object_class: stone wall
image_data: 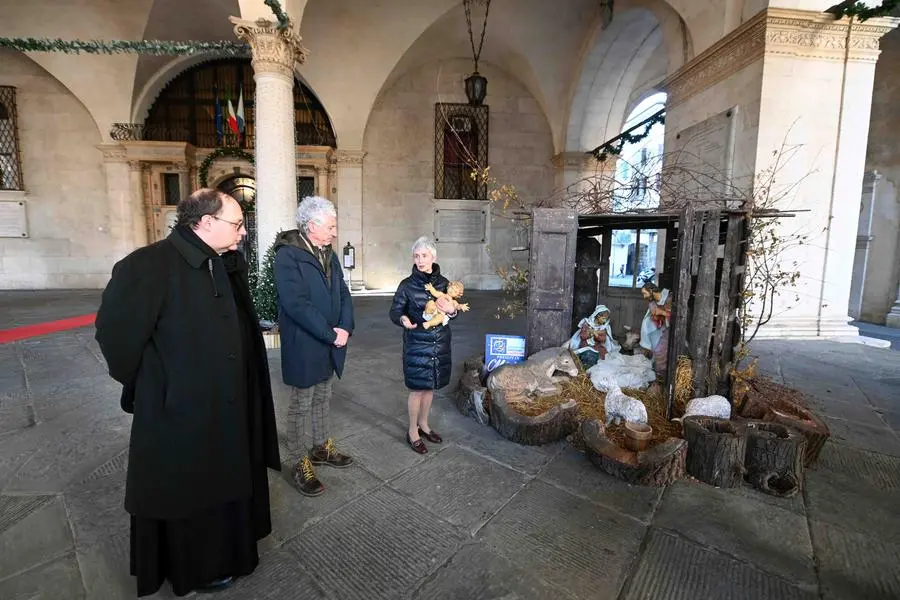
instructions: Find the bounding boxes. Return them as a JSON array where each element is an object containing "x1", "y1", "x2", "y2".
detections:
[
  {"x1": 361, "y1": 59, "x2": 554, "y2": 290},
  {"x1": 0, "y1": 50, "x2": 112, "y2": 289},
  {"x1": 861, "y1": 27, "x2": 900, "y2": 324}
]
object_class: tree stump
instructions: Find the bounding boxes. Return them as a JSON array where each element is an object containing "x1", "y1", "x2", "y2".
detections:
[
  {"x1": 743, "y1": 420, "x2": 806, "y2": 498},
  {"x1": 763, "y1": 402, "x2": 829, "y2": 468},
  {"x1": 682, "y1": 417, "x2": 747, "y2": 488},
  {"x1": 738, "y1": 380, "x2": 829, "y2": 467},
  {"x1": 488, "y1": 390, "x2": 579, "y2": 445},
  {"x1": 581, "y1": 420, "x2": 686, "y2": 486}
]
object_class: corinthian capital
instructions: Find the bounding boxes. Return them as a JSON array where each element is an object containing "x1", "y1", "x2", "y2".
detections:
[{"x1": 230, "y1": 16, "x2": 310, "y2": 78}]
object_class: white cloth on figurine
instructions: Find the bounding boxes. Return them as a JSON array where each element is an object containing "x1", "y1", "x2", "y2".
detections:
[
  {"x1": 586, "y1": 351, "x2": 657, "y2": 391},
  {"x1": 567, "y1": 304, "x2": 621, "y2": 356},
  {"x1": 639, "y1": 288, "x2": 670, "y2": 351},
  {"x1": 422, "y1": 310, "x2": 449, "y2": 327}
]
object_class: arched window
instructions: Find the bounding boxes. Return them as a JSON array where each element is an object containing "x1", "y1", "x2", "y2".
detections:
[
  {"x1": 145, "y1": 58, "x2": 336, "y2": 149},
  {"x1": 614, "y1": 92, "x2": 665, "y2": 211},
  {"x1": 434, "y1": 104, "x2": 488, "y2": 200}
]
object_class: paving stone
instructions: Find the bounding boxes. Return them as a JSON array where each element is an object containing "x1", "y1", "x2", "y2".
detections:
[
  {"x1": 822, "y1": 416, "x2": 900, "y2": 457},
  {"x1": 319, "y1": 396, "x2": 386, "y2": 443},
  {"x1": 213, "y1": 549, "x2": 330, "y2": 600},
  {"x1": 478, "y1": 479, "x2": 646, "y2": 599},
  {"x1": 74, "y1": 449, "x2": 128, "y2": 486},
  {"x1": 876, "y1": 408, "x2": 900, "y2": 433},
  {"x1": 337, "y1": 422, "x2": 431, "y2": 481},
  {"x1": 268, "y1": 464, "x2": 382, "y2": 546},
  {"x1": 718, "y1": 481, "x2": 807, "y2": 517},
  {"x1": 0, "y1": 551, "x2": 85, "y2": 600},
  {"x1": 0, "y1": 390, "x2": 32, "y2": 435},
  {"x1": 815, "y1": 442, "x2": 900, "y2": 494},
  {"x1": 76, "y1": 534, "x2": 134, "y2": 600},
  {"x1": 64, "y1": 470, "x2": 129, "y2": 547},
  {"x1": 811, "y1": 520, "x2": 900, "y2": 600},
  {"x1": 2, "y1": 412, "x2": 131, "y2": 493},
  {"x1": 852, "y1": 376, "x2": 900, "y2": 412},
  {"x1": 537, "y1": 445, "x2": 663, "y2": 522},
  {"x1": 803, "y1": 396, "x2": 887, "y2": 428},
  {"x1": 456, "y1": 428, "x2": 563, "y2": 476},
  {"x1": 19, "y1": 335, "x2": 106, "y2": 380},
  {"x1": 389, "y1": 445, "x2": 528, "y2": 534},
  {"x1": 31, "y1": 374, "x2": 122, "y2": 425},
  {"x1": 411, "y1": 542, "x2": 563, "y2": 600},
  {"x1": 622, "y1": 529, "x2": 817, "y2": 600},
  {"x1": 804, "y1": 462, "x2": 900, "y2": 543},
  {"x1": 287, "y1": 487, "x2": 465, "y2": 600},
  {"x1": 0, "y1": 494, "x2": 74, "y2": 580},
  {"x1": 653, "y1": 481, "x2": 816, "y2": 586}
]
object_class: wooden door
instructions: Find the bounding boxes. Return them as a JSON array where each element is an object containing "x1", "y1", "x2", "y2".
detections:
[{"x1": 526, "y1": 208, "x2": 578, "y2": 355}]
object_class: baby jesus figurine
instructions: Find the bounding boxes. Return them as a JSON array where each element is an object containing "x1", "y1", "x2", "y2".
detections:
[{"x1": 422, "y1": 281, "x2": 470, "y2": 329}]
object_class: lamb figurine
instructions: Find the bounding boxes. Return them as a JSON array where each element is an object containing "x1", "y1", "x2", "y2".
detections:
[
  {"x1": 603, "y1": 378, "x2": 648, "y2": 426},
  {"x1": 673, "y1": 394, "x2": 732, "y2": 423}
]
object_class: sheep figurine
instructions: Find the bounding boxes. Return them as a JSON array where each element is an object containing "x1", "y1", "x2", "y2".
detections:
[
  {"x1": 603, "y1": 378, "x2": 648, "y2": 426},
  {"x1": 673, "y1": 394, "x2": 732, "y2": 422}
]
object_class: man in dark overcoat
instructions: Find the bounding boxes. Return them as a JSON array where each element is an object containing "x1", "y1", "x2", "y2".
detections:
[
  {"x1": 94, "y1": 188, "x2": 281, "y2": 597},
  {"x1": 274, "y1": 195, "x2": 354, "y2": 497}
]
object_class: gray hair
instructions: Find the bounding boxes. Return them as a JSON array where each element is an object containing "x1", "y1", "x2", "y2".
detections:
[
  {"x1": 296, "y1": 196, "x2": 337, "y2": 232},
  {"x1": 412, "y1": 236, "x2": 437, "y2": 258}
]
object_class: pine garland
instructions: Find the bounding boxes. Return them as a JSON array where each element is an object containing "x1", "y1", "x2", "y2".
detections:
[
  {"x1": 0, "y1": 0, "x2": 291, "y2": 55},
  {"x1": 827, "y1": 0, "x2": 898, "y2": 21},
  {"x1": 0, "y1": 37, "x2": 248, "y2": 56},
  {"x1": 198, "y1": 147, "x2": 255, "y2": 200},
  {"x1": 589, "y1": 109, "x2": 666, "y2": 162}
]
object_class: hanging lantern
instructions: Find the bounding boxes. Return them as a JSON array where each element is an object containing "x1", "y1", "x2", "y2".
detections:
[{"x1": 465, "y1": 72, "x2": 488, "y2": 106}]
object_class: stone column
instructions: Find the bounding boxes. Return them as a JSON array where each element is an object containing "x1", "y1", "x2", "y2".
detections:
[
  {"x1": 128, "y1": 161, "x2": 149, "y2": 249},
  {"x1": 333, "y1": 149, "x2": 366, "y2": 289},
  {"x1": 662, "y1": 9, "x2": 898, "y2": 339},
  {"x1": 98, "y1": 144, "x2": 136, "y2": 262},
  {"x1": 886, "y1": 285, "x2": 900, "y2": 328},
  {"x1": 231, "y1": 16, "x2": 309, "y2": 269}
]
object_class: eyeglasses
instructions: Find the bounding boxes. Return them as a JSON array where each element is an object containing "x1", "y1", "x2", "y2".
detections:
[{"x1": 212, "y1": 215, "x2": 245, "y2": 231}]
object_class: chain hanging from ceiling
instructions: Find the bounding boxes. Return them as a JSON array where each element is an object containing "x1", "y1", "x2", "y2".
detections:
[{"x1": 462, "y1": 0, "x2": 492, "y2": 106}]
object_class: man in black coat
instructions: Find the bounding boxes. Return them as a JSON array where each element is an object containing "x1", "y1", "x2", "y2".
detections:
[
  {"x1": 94, "y1": 188, "x2": 281, "y2": 597},
  {"x1": 274, "y1": 195, "x2": 354, "y2": 497}
]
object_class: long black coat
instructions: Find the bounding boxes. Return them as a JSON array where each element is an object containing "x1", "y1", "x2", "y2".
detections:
[
  {"x1": 94, "y1": 227, "x2": 281, "y2": 520},
  {"x1": 389, "y1": 264, "x2": 454, "y2": 390},
  {"x1": 273, "y1": 230, "x2": 354, "y2": 389}
]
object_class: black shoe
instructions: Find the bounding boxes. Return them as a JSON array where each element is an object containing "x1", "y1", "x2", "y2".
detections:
[
  {"x1": 292, "y1": 457, "x2": 325, "y2": 497},
  {"x1": 407, "y1": 432, "x2": 428, "y2": 454},
  {"x1": 309, "y1": 438, "x2": 354, "y2": 468},
  {"x1": 196, "y1": 576, "x2": 234, "y2": 593},
  {"x1": 418, "y1": 427, "x2": 443, "y2": 444}
]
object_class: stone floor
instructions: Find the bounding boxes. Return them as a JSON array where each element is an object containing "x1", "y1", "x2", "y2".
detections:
[{"x1": 1, "y1": 290, "x2": 899, "y2": 599}]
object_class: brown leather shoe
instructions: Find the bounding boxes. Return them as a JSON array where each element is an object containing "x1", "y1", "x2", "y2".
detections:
[
  {"x1": 418, "y1": 427, "x2": 443, "y2": 444},
  {"x1": 309, "y1": 438, "x2": 354, "y2": 468},
  {"x1": 407, "y1": 432, "x2": 428, "y2": 454},
  {"x1": 292, "y1": 457, "x2": 325, "y2": 497}
]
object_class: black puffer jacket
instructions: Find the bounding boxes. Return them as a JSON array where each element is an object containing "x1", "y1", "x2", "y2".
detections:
[{"x1": 389, "y1": 264, "x2": 454, "y2": 390}]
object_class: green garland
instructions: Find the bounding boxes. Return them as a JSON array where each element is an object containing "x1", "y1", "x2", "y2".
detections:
[
  {"x1": 0, "y1": 38, "x2": 248, "y2": 56},
  {"x1": 588, "y1": 109, "x2": 666, "y2": 162},
  {"x1": 827, "y1": 0, "x2": 898, "y2": 21},
  {"x1": 0, "y1": 0, "x2": 291, "y2": 56},
  {"x1": 199, "y1": 147, "x2": 255, "y2": 205}
]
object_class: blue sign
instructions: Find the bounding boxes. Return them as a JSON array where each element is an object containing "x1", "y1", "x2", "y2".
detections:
[{"x1": 485, "y1": 334, "x2": 527, "y2": 372}]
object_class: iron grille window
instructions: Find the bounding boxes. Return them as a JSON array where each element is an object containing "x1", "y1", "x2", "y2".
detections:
[
  {"x1": 163, "y1": 173, "x2": 181, "y2": 206},
  {"x1": 297, "y1": 176, "x2": 315, "y2": 202},
  {"x1": 434, "y1": 103, "x2": 488, "y2": 200},
  {"x1": 0, "y1": 86, "x2": 24, "y2": 191}
]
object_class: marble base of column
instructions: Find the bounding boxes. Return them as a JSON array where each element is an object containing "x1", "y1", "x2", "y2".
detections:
[{"x1": 885, "y1": 286, "x2": 900, "y2": 328}]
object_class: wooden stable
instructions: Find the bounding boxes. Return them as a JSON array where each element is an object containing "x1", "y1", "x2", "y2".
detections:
[{"x1": 526, "y1": 207, "x2": 750, "y2": 417}]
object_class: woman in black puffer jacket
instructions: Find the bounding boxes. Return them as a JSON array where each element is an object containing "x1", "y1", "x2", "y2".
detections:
[{"x1": 389, "y1": 236, "x2": 458, "y2": 454}]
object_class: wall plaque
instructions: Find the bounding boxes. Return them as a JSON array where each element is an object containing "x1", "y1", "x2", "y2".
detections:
[
  {"x1": 433, "y1": 204, "x2": 487, "y2": 243},
  {"x1": 670, "y1": 106, "x2": 738, "y2": 201},
  {"x1": 0, "y1": 199, "x2": 28, "y2": 238}
]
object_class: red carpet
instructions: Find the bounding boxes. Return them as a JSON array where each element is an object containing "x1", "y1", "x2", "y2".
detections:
[{"x1": 0, "y1": 313, "x2": 97, "y2": 344}]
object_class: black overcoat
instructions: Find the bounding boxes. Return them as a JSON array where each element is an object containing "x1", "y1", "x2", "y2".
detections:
[
  {"x1": 273, "y1": 230, "x2": 355, "y2": 389},
  {"x1": 389, "y1": 264, "x2": 454, "y2": 390},
  {"x1": 94, "y1": 227, "x2": 281, "y2": 520}
]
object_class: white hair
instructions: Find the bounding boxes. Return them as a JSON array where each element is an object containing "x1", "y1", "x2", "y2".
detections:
[
  {"x1": 296, "y1": 196, "x2": 337, "y2": 232},
  {"x1": 412, "y1": 236, "x2": 437, "y2": 258}
]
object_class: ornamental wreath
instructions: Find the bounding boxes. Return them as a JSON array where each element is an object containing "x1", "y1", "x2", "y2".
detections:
[{"x1": 198, "y1": 147, "x2": 255, "y2": 207}]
